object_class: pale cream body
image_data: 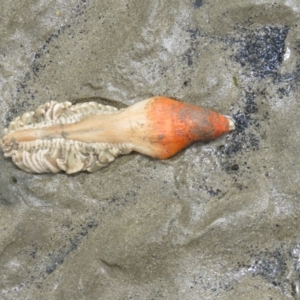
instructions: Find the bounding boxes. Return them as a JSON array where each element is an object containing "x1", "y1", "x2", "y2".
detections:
[{"x1": 1, "y1": 100, "x2": 157, "y2": 174}]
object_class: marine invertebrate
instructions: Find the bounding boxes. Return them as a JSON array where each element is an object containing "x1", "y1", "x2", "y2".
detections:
[{"x1": 1, "y1": 96, "x2": 234, "y2": 174}]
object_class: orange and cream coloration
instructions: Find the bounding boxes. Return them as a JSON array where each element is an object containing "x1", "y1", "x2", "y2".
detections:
[{"x1": 1, "y1": 96, "x2": 234, "y2": 174}]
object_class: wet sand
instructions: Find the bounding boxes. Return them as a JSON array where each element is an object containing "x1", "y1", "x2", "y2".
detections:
[{"x1": 1, "y1": 1, "x2": 300, "y2": 299}]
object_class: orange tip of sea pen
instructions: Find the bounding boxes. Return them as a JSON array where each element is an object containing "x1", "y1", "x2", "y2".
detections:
[{"x1": 143, "y1": 96, "x2": 235, "y2": 159}]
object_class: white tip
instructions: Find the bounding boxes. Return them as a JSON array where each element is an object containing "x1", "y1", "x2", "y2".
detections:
[{"x1": 225, "y1": 116, "x2": 235, "y2": 131}]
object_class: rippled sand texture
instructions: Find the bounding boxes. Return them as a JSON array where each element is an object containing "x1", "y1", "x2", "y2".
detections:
[{"x1": 1, "y1": 1, "x2": 300, "y2": 299}]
